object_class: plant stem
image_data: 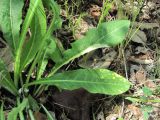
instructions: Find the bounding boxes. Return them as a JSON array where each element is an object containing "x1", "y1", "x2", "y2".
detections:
[{"x1": 17, "y1": 98, "x2": 25, "y2": 120}]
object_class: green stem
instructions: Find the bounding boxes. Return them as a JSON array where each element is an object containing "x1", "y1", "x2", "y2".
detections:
[
  {"x1": 17, "y1": 98, "x2": 25, "y2": 120},
  {"x1": 29, "y1": 110, "x2": 35, "y2": 120},
  {"x1": 26, "y1": 51, "x2": 42, "y2": 84}
]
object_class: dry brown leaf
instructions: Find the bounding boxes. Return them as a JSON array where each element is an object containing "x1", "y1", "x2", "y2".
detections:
[
  {"x1": 144, "y1": 80, "x2": 156, "y2": 89},
  {"x1": 131, "y1": 29, "x2": 147, "y2": 45},
  {"x1": 135, "y1": 69, "x2": 146, "y2": 84},
  {"x1": 34, "y1": 111, "x2": 47, "y2": 120},
  {"x1": 129, "y1": 54, "x2": 154, "y2": 65},
  {"x1": 127, "y1": 105, "x2": 142, "y2": 118}
]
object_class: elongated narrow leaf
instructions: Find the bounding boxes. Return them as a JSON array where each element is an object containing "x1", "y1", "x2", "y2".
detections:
[
  {"x1": 14, "y1": 0, "x2": 41, "y2": 86},
  {"x1": 43, "y1": 0, "x2": 62, "y2": 33},
  {"x1": 29, "y1": 110, "x2": 35, "y2": 120},
  {"x1": 8, "y1": 98, "x2": 28, "y2": 120},
  {"x1": 0, "y1": 102, "x2": 5, "y2": 120},
  {"x1": 49, "y1": 20, "x2": 130, "y2": 76},
  {"x1": 0, "y1": 0, "x2": 24, "y2": 53},
  {"x1": 35, "y1": 0, "x2": 63, "y2": 78},
  {"x1": 41, "y1": 104, "x2": 56, "y2": 120},
  {"x1": 37, "y1": 51, "x2": 48, "y2": 80},
  {"x1": 0, "y1": 59, "x2": 18, "y2": 95},
  {"x1": 28, "y1": 95, "x2": 40, "y2": 111},
  {"x1": 26, "y1": 69, "x2": 130, "y2": 95},
  {"x1": 20, "y1": 0, "x2": 47, "y2": 70}
]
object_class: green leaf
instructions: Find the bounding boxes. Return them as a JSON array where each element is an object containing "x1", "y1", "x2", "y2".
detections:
[
  {"x1": 34, "y1": 0, "x2": 62, "y2": 79},
  {"x1": 142, "y1": 86, "x2": 153, "y2": 96},
  {"x1": 141, "y1": 105, "x2": 153, "y2": 120},
  {"x1": 0, "y1": 0, "x2": 24, "y2": 53},
  {"x1": 36, "y1": 51, "x2": 48, "y2": 80},
  {"x1": 14, "y1": 0, "x2": 41, "y2": 86},
  {"x1": 28, "y1": 95, "x2": 40, "y2": 112},
  {"x1": 0, "y1": 59, "x2": 18, "y2": 95},
  {"x1": 125, "y1": 97, "x2": 140, "y2": 103},
  {"x1": 20, "y1": 0, "x2": 47, "y2": 70},
  {"x1": 49, "y1": 20, "x2": 130, "y2": 76},
  {"x1": 43, "y1": 0, "x2": 62, "y2": 33},
  {"x1": 0, "y1": 102, "x2": 5, "y2": 120},
  {"x1": 26, "y1": 69, "x2": 130, "y2": 95},
  {"x1": 8, "y1": 98, "x2": 28, "y2": 120},
  {"x1": 46, "y1": 37, "x2": 63, "y2": 63}
]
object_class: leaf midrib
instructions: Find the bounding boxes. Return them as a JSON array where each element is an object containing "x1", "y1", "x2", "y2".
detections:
[{"x1": 29, "y1": 79, "x2": 129, "y2": 86}]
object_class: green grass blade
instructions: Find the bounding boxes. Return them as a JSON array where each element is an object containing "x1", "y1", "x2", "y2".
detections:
[
  {"x1": 49, "y1": 20, "x2": 130, "y2": 76},
  {"x1": 0, "y1": 0, "x2": 24, "y2": 53},
  {"x1": 41, "y1": 104, "x2": 56, "y2": 120},
  {"x1": 28, "y1": 110, "x2": 35, "y2": 120},
  {"x1": 0, "y1": 59, "x2": 18, "y2": 96},
  {"x1": 43, "y1": 0, "x2": 62, "y2": 34},
  {"x1": 14, "y1": 0, "x2": 41, "y2": 87},
  {"x1": 28, "y1": 95, "x2": 40, "y2": 111},
  {"x1": 26, "y1": 69, "x2": 131, "y2": 95},
  {"x1": 36, "y1": 51, "x2": 48, "y2": 80},
  {"x1": 0, "y1": 102, "x2": 5, "y2": 120},
  {"x1": 17, "y1": 98, "x2": 25, "y2": 120},
  {"x1": 8, "y1": 98, "x2": 28, "y2": 120}
]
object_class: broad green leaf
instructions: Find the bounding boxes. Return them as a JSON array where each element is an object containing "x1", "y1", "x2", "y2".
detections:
[
  {"x1": 14, "y1": 0, "x2": 41, "y2": 86},
  {"x1": 26, "y1": 69, "x2": 131, "y2": 95},
  {"x1": 49, "y1": 20, "x2": 130, "y2": 76},
  {"x1": 0, "y1": 102, "x2": 5, "y2": 120},
  {"x1": 46, "y1": 37, "x2": 63, "y2": 63},
  {"x1": 8, "y1": 98, "x2": 28, "y2": 120},
  {"x1": 0, "y1": 59, "x2": 18, "y2": 95},
  {"x1": 0, "y1": 0, "x2": 24, "y2": 53},
  {"x1": 20, "y1": 0, "x2": 47, "y2": 70}
]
